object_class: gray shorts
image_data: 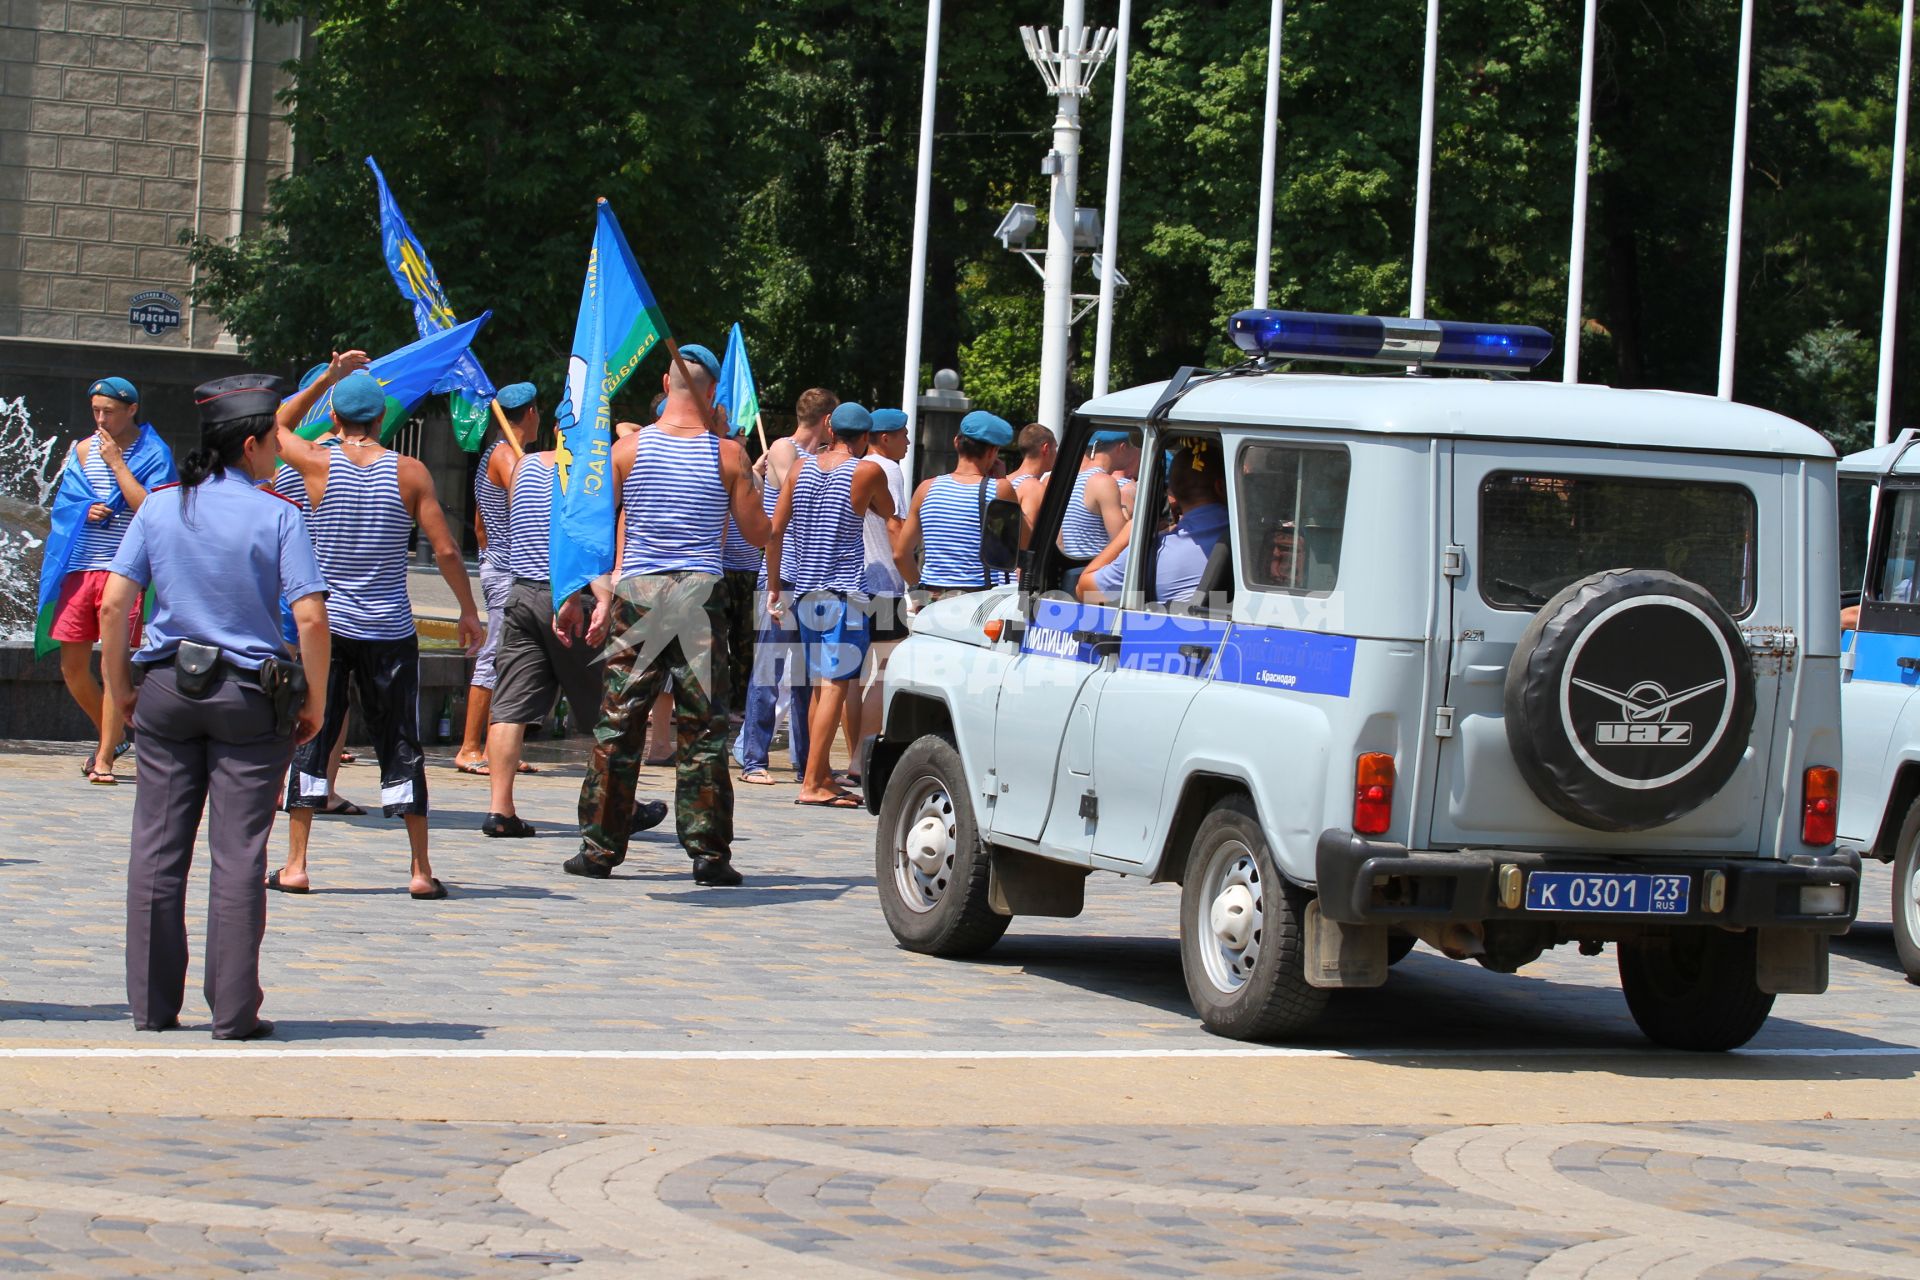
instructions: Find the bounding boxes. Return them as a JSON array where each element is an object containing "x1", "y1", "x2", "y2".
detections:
[
  {"x1": 470, "y1": 562, "x2": 513, "y2": 691},
  {"x1": 489, "y1": 578, "x2": 606, "y2": 731}
]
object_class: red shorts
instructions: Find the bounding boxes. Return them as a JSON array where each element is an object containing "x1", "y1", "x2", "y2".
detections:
[{"x1": 49, "y1": 570, "x2": 142, "y2": 647}]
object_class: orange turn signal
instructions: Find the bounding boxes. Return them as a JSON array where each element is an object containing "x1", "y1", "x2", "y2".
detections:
[{"x1": 984, "y1": 620, "x2": 1005, "y2": 643}]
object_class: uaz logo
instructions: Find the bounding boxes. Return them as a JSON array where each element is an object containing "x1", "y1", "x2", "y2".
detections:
[{"x1": 1572, "y1": 677, "x2": 1725, "y2": 747}]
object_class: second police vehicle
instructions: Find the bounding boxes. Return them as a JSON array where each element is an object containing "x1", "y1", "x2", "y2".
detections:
[{"x1": 863, "y1": 309, "x2": 1859, "y2": 1051}]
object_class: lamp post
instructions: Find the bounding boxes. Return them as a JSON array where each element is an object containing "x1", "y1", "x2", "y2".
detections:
[
  {"x1": 1878, "y1": 0, "x2": 1916, "y2": 446},
  {"x1": 900, "y1": 0, "x2": 942, "y2": 486},
  {"x1": 1022, "y1": 6, "x2": 1115, "y2": 439},
  {"x1": 1090, "y1": 0, "x2": 1133, "y2": 399},
  {"x1": 1252, "y1": 0, "x2": 1283, "y2": 310},
  {"x1": 1563, "y1": 0, "x2": 1598, "y2": 385},
  {"x1": 1717, "y1": 0, "x2": 1756, "y2": 401}
]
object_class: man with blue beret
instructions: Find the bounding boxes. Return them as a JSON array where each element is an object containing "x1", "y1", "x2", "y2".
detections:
[
  {"x1": 847, "y1": 407, "x2": 913, "y2": 772},
  {"x1": 894, "y1": 409, "x2": 1020, "y2": 602},
  {"x1": 270, "y1": 356, "x2": 484, "y2": 900},
  {"x1": 1058, "y1": 427, "x2": 1138, "y2": 561},
  {"x1": 38, "y1": 373, "x2": 177, "y2": 784},
  {"x1": 1078, "y1": 441, "x2": 1230, "y2": 607},
  {"x1": 453, "y1": 380, "x2": 542, "y2": 784}
]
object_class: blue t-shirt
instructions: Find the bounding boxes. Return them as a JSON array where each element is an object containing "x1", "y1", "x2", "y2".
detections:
[
  {"x1": 1092, "y1": 503, "x2": 1230, "y2": 604},
  {"x1": 109, "y1": 467, "x2": 329, "y2": 670}
]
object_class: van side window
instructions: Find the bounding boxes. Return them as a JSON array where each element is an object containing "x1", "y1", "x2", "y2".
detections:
[
  {"x1": 1873, "y1": 487, "x2": 1920, "y2": 605},
  {"x1": 1238, "y1": 443, "x2": 1351, "y2": 596}
]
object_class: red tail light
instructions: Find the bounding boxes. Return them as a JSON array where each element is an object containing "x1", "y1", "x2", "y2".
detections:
[
  {"x1": 1354, "y1": 753, "x2": 1395, "y2": 836},
  {"x1": 1801, "y1": 766, "x2": 1838, "y2": 846}
]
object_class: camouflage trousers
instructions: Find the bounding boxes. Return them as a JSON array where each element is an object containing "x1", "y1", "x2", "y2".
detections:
[
  {"x1": 717, "y1": 569, "x2": 759, "y2": 714},
  {"x1": 577, "y1": 572, "x2": 733, "y2": 865}
]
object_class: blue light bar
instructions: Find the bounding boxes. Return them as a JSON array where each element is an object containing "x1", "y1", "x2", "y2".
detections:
[{"x1": 1228, "y1": 308, "x2": 1553, "y2": 373}]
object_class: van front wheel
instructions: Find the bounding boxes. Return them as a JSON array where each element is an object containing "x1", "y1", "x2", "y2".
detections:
[
  {"x1": 1179, "y1": 797, "x2": 1327, "y2": 1040},
  {"x1": 1892, "y1": 799, "x2": 1920, "y2": 984},
  {"x1": 874, "y1": 735, "x2": 1009, "y2": 958}
]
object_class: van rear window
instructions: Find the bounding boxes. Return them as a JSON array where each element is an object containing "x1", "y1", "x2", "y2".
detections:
[{"x1": 1479, "y1": 473, "x2": 1757, "y2": 616}]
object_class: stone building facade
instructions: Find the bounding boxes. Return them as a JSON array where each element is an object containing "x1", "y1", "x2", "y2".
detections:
[{"x1": 0, "y1": 0, "x2": 300, "y2": 447}]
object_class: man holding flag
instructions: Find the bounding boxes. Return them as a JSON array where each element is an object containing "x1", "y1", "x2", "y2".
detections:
[{"x1": 546, "y1": 200, "x2": 768, "y2": 886}]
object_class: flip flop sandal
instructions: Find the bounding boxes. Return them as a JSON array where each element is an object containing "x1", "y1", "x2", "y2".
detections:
[
  {"x1": 266, "y1": 870, "x2": 309, "y2": 895},
  {"x1": 795, "y1": 794, "x2": 862, "y2": 809},
  {"x1": 112, "y1": 741, "x2": 132, "y2": 762},
  {"x1": 410, "y1": 877, "x2": 449, "y2": 900},
  {"x1": 318, "y1": 798, "x2": 365, "y2": 816},
  {"x1": 454, "y1": 761, "x2": 489, "y2": 776},
  {"x1": 738, "y1": 769, "x2": 775, "y2": 785},
  {"x1": 338, "y1": 751, "x2": 356, "y2": 764},
  {"x1": 86, "y1": 766, "x2": 119, "y2": 786},
  {"x1": 518, "y1": 762, "x2": 541, "y2": 774}
]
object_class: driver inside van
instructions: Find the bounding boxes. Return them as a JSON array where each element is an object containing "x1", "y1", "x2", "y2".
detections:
[{"x1": 1076, "y1": 443, "x2": 1229, "y2": 606}]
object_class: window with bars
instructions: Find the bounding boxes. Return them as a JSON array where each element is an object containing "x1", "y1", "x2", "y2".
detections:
[{"x1": 1478, "y1": 472, "x2": 1757, "y2": 617}]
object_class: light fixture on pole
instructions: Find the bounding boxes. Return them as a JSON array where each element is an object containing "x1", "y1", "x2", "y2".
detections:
[{"x1": 1022, "y1": 5, "x2": 1117, "y2": 440}]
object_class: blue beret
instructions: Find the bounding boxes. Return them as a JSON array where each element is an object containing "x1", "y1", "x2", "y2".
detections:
[
  {"x1": 830, "y1": 402, "x2": 873, "y2": 435},
  {"x1": 677, "y1": 344, "x2": 721, "y2": 382},
  {"x1": 496, "y1": 381, "x2": 537, "y2": 411},
  {"x1": 870, "y1": 408, "x2": 909, "y2": 434},
  {"x1": 88, "y1": 376, "x2": 137, "y2": 404},
  {"x1": 194, "y1": 373, "x2": 287, "y2": 427},
  {"x1": 297, "y1": 363, "x2": 329, "y2": 392},
  {"x1": 1089, "y1": 428, "x2": 1135, "y2": 448},
  {"x1": 960, "y1": 410, "x2": 1014, "y2": 448},
  {"x1": 330, "y1": 372, "x2": 386, "y2": 424}
]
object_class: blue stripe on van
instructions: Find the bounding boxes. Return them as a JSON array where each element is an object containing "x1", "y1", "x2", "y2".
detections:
[
  {"x1": 1018, "y1": 597, "x2": 1352, "y2": 693},
  {"x1": 1847, "y1": 629, "x2": 1920, "y2": 686},
  {"x1": 1215, "y1": 625, "x2": 1357, "y2": 697}
]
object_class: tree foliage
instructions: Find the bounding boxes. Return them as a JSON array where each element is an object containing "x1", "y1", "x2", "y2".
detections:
[{"x1": 188, "y1": 0, "x2": 1920, "y2": 447}]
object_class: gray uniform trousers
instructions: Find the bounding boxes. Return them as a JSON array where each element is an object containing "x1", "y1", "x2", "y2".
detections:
[{"x1": 126, "y1": 664, "x2": 294, "y2": 1036}]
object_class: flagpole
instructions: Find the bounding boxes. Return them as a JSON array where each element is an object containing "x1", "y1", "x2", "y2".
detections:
[
  {"x1": 1252, "y1": 0, "x2": 1283, "y2": 310},
  {"x1": 1879, "y1": 0, "x2": 1916, "y2": 447},
  {"x1": 1409, "y1": 0, "x2": 1441, "y2": 321},
  {"x1": 901, "y1": 0, "x2": 943, "y2": 487},
  {"x1": 1563, "y1": 0, "x2": 1598, "y2": 384},
  {"x1": 490, "y1": 399, "x2": 524, "y2": 459},
  {"x1": 1717, "y1": 0, "x2": 1756, "y2": 401},
  {"x1": 1090, "y1": 0, "x2": 1132, "y2": 399}
]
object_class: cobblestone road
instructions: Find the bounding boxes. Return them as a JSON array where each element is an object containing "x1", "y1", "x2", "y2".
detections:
[{"x1": 3, "y1": 742, "x2": 1919, "y2": 1276}]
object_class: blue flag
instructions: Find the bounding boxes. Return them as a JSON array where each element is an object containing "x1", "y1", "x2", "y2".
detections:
[
  {"x1": 714, "y1": 322, "x2": 760, "y2": 439},
  {"x1": 366, "y1": 156, "x2": 496, "y2": 450},
  {"x1": 550, "y1": 200, "x2": 672, "y2": 607},
  {"x1": 294, "y1": 314, "x2": 492, "y2": 441}
]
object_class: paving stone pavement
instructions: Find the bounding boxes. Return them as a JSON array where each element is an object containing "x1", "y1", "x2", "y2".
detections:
[{"x1": 6, "y1": 741, "x2": 1920, "y2": 1277}]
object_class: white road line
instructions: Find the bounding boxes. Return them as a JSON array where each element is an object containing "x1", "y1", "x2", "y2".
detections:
[{"x1": 0, "y1": 1044, "x2": 1913, "y2": 1061}]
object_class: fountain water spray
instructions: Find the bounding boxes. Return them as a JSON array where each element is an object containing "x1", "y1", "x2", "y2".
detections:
[{"x1": 0, "y1": 398, "x2": 62, "y2": 641}]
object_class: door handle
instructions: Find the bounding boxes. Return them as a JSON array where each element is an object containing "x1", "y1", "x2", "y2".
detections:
[
  {"x1": 1898, "y1": 656, "x2": 1920, "y2": 672},
  {"x1": 1072, "y1": 629, "x2": 1122, "y2": 656}
]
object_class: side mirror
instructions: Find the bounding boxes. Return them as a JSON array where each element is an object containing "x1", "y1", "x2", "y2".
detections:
[{"x1": 981, "y1": 498, "x2": 1022, "y2": 571}]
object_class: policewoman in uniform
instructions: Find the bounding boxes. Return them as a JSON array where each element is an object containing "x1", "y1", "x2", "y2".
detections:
[{"x1": 99, "y1": 374, "x2": 330, "y2": 1040}]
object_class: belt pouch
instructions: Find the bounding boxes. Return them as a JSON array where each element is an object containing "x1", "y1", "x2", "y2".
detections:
[{"x1": 174, "y1": 640, "x2": 221, "y2": 698}]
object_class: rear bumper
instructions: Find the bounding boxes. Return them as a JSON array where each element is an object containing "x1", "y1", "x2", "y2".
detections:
[{"x1": 1314, "y1": 830, "x2": 1860, "y2": 934}]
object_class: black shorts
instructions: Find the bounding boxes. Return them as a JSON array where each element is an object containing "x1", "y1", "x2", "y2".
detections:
[
  {"x1": 489, "y1": 579, "x2": 605, "y2": 732},
  {"x1": 287, "y1": 633, "x2": 428, "y2": 818},
  {"x1": 866, "y1": 595, "x2": 912, "y2": 644}
]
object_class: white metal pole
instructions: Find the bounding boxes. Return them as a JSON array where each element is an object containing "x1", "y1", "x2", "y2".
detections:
[
  {"x1": 1036, "y1": 0, "x2": 1086, "y2": 439},
  {"x1": 1252, "y1": 0, "x2": 1284, "y2": 309},
  {"x1": 1878, "y1": 0, "x2": 1915, "y2": 446},
  {"x1": 1717, "y1": 0, "x2": 1755, "y2": 401},
  {"x1": 1409, "y1": 0, "x2": 1440, "y2": 320},
  {"x1": 900, "y1": 0, "x2": 942, "y2": 484},
  {"x1": 1563, "y1": 0, "x2": 1599, "y2": 384},
  {"x1": 1091, "y1": 0, "x2": 1132, "y2": 399}
]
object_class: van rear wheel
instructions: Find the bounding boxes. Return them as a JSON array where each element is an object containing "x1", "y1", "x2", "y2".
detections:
[
  {"x1": 874, "y1": 735, "x2": 1009, "y2": 957},
  {"x1": 1178, "y1": 797, "x2": 1327, "y2": 1040},
  {"x1": 1617, "y1": 928, "x2": 1774, "y2": 1051}
]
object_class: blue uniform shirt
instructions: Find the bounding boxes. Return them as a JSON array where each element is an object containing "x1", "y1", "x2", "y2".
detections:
[
  {"x1": 109, "y1": 468, "x2": 328, "y2": 670},
  {"x1": 1092, "y1": 503, "x2": 1230, "y2": 604}
]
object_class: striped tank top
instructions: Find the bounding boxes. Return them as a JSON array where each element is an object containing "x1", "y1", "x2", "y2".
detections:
[
  {"x1": 619, "y1": 428, "x2": 728, "y2": 578},
  {"x1": 1008, "y1": 472, "x2": 1040, "y2": 495},
  {"x1": 1059, "y1": 466, "x2": 1111, "y2": 559},
  {"x1": 308, "y1": 448, "x2": 414, "y2": 641},
  {"x1": 509, "y1": 454, "x2": 555, "y2": 581},
  {"x1": 270, "y1": 463, "x2": 309, "y2": 515},
  {"x1": 475, "y1": 440, "x2": 512, "y2": 573},
  {"x1": 784, "y1": 454, "x2": 865, "y2": 595},
  {"x1": 755, "y1": 469, "x2": 798, "y2": 589},
  {"x1": 722, "y1": 515, "x2": 761, "y2": 573},
  {"x1": 918, "y1": 475, "x2": 1007, "y2": 589},
  {"x1": 66, "y1": 444, "x2": 134, "y2": 572}
]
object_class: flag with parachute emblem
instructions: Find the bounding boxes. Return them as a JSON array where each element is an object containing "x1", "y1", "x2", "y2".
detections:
[
  {"x1": 366, "y1": 156, "x2": 497, "y2": 450},
  {"x1": 293, "y1": 314, "x2": 491, "y2": 442},
  {"x1": 714, "y1": 322, "x2": 759, "y2": 438},
  {"x1": 549, "y1": 199, "x2": 672, "y2": 607}
]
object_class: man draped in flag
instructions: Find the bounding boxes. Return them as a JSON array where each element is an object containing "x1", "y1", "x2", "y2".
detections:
[
  {"x1": 366, "y1": 157, "x2": 496, "y2": 450},
  {"x1": 553, "y1": 200, "x2": 769, "y2": 887},
  {"x1": 36, "y1": 376, "x2": 176, "y2": 784}
]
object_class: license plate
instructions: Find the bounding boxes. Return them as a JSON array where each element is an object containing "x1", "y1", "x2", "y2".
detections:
[{"x1": 1524, "y1": 871, "x2": 1691, "y2": 915}]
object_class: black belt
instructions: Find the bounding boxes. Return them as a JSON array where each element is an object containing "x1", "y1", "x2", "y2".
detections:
[{"x1": 144, "y1": 654, "x2": 263, "y2": 689}]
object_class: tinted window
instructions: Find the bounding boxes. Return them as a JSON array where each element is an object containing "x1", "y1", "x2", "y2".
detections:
[
  {"x1": 1238, "y1": 443, "x2": 1351, "y2": 595},
  {"x1": 1838, "y1": 477, "x2": 1872, "y2": 602},
  {"x1": 1480, "y1": 473, "x2": 1757, "y2": 616},
  {"x1": 1874, "y1": 487, "x2": 1920, "y2": 604}
]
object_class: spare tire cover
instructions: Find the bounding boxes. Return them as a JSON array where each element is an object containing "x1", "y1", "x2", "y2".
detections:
[{"x1": 1502, "y1": 568, "x2": 1755, "y2": 833}]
